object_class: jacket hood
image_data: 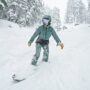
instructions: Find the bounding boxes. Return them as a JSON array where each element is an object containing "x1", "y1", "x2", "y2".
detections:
[{"x1": 42, "y1": 15, "x2": 51, "y2": 22}]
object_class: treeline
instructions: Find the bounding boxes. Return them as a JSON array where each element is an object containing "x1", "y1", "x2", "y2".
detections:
[
  {"x1": 0, "y1": 0, "x2": 44, "y2": 26},
  {"x1": 65, "y1": 0, "x2": 90, "y2": 24}
]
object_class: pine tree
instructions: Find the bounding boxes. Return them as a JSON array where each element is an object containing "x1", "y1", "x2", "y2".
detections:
[
  {"x1": 65, "y1": 0, "x2": 86, "y2": 24},
  {"x1": 0, "y1": 1, "x2": 3, "y2": 18},
  {"x1": 52, "y1": 7, "x2": 61, "y2": 30},
  {"x1": 42, "y1": 6, "x2": 61, "y2": 30},
  {"x1": 0, "y1": 0, "x2": 7, "y2": 19},
  {"x1": 6, "y1": 0, "x2": 28, "y2": 23},
  {"x1": 26, "y1": 0, "x2": 44, "y2": 26},
  {"x1": 65, "y1": 0, "x2": 74, "y2": 23},
  {"x1": 6, "y1": 0, "x2": 44, "y2": 26},
  {"x1": 1, "y1": 0, "x2": 7, "y2": 7},
  {"x1": 87, "y1": 1, "x2": 90, "y2": 23}
]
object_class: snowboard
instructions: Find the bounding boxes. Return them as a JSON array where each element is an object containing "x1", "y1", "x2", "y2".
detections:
[
  {"x1": 12, "y1": 65, "x2": 37, "y2": 82},
  {"x1": 12, "y1": 61, "x2": 50, "y2": 82},
  {"x1": 12, "y1": 74, "x2": 25, "y2": 82}
]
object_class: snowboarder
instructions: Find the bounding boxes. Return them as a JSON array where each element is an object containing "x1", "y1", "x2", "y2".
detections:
[{"x1": 28, "y1": 15, "x2": 64, "y2": 66}]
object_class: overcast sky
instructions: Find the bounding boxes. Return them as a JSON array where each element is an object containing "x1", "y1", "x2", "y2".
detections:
[{"x1": 43, "y1": 0, "x2": 88, "y2": 23}]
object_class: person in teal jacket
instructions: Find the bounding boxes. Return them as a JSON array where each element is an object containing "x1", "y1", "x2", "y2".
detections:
[{"x1": 28, "y1": 15, "x2": 64, "y2": 65}]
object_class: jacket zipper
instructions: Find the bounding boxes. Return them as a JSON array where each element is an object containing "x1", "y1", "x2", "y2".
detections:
[{"x1": 45, "y1": 28, "x2": 47, "y2": 39}]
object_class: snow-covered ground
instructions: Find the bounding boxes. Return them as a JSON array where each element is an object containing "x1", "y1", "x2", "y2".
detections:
[{"x1": 0, "y1": 19, "x2": 90, "y2": 90}]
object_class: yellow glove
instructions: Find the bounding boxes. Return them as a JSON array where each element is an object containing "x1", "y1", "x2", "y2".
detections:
[{"x1": 60, "y1": 43, "x2": 64, "y2": 49}]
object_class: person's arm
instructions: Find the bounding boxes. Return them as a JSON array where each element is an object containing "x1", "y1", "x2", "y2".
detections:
[
  {"x1": 52, "y1": 28, "x2": 61, "y2": 45},
  {"x1": 28, "y1": 27, "x2": 40, "y2": 46},
  {"x1": 52, "y1": 28, "x2": 64, "y2": 49}
]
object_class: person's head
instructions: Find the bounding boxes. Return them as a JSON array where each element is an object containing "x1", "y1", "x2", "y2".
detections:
[{"x1": 42, "y1": 15, "x2": 51, "y2": 26}]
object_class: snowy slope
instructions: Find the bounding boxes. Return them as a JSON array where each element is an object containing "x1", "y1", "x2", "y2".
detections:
[{"x1": 0, "y1": 19, "x2": 90, "y2": 90}]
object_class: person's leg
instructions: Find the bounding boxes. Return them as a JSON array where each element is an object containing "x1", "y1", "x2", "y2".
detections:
[
  {"x1": 42, "y1": 45, "x2": 49, "y2": 62},
  {"x1": 31, "y1": 43, "x2": 41, "y2": 65}
]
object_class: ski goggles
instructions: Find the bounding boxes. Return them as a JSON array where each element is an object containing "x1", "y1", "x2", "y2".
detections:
[{"x1": 42, "y1": 18, "x2": 50, "y2": 25}]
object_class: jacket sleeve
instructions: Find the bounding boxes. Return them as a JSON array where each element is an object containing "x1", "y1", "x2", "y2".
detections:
[
  {"x1": 28, "y1": 27, "x2": 40, "y2": 44},
  {"x1": 51, "y1": 28, "x2": 61, "y2": 45}
]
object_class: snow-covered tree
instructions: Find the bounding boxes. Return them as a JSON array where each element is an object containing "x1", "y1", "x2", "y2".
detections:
[
  {"x1": 65, "y1": 0, "x2": 86, "y2": 24},
  {"x1": 6, "y1": 0, "x2": 44, "y2": 26},
  {"x1": 0, "y1": 0, "x2": 7, "y2": 19},
  {"x1": 26, "y1": 0, "x2": 44, "y2": 26},
  {"x1": 7, "y1": 0, "x2": 28, "y2": 24},
  {"x1": 0, "y1": 1, "x2": 4, "y2": 18},
  {"x1": 87, "y1": 1, "x2": 90, "y2": 23},
  {"x1": 52, "y1": 7, "x2": 61, "y2": 30},
  {"x1": 1, "y1": 0, "x2": 7, "y2": 7},
  {"x1": 43, "y1": 6, "x2": 61, "y2": 30},
  {"x1": 65, "y1": 0, "x2": 74, "y2": 23}
]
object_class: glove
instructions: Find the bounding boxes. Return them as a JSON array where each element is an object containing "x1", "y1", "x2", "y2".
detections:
[
  {"x1": 28, "y1": 42, "x2": 31, "y2": 47},
  {"x1": 60, "y1": 43, "x2": 64, "y2": 49}
]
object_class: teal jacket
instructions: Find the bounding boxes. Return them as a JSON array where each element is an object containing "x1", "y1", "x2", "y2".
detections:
[{"x1": 28, "y1": 25, "x2": 61, "y2": 45}]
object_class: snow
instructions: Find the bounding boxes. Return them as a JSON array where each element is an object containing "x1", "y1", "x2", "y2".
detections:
[
  {"x1": 0, "y1": 2, "x2": 4, "y2": 7},
  {"x1": 0, "y1": 19, "x2": 90, "y2": 90}
]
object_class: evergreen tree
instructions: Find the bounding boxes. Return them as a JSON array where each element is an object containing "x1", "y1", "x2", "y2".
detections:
[
  {"x1": 52, "y1": 7, "x2": 61, "y2": 30},
  {"x1": 0, "y1": 0, "x2": 7, "y2": 19},
  {"x1": 1, "y1": 0, "x2": 7, "y2": 7},
  {"x1": 6, "y1": 0, "x2": 44, "y2": 26},
  {"x1": 65, "y1": 0, "x2": 74, "y2": 23},
  {"x1": 43, "y1": 6, "x2": 61, "y2": 30},
  {"x1": 87, "y1": 1, "x2": 90, "y2": 23},
  {"x1": 0, "y1": 1, "x2": 3, "y2": 18},
  {"x1": 65, "y1": 0, "x2": 86, "y2": 24}
]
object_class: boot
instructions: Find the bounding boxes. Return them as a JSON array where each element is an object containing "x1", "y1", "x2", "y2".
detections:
[
  {"x1": 31, "y1": 59, "x2": 37, "y2": 66},
  {"x1": 42, "y1": 59, "x2": 48, "y2": 62}
]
